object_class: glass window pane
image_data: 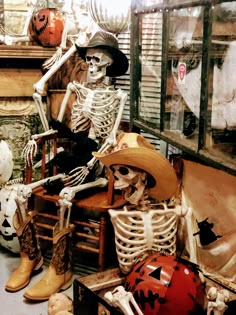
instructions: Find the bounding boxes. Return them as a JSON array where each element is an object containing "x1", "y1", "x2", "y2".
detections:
[
  {"x1": 206, "y1": 2, "x2": 236, "y2": 166},
  {"x1": 139, "y1": 11, "x2": 162, "y2": 127},
  {"x1": 165, "y1": 6, "x2": 202, "y2": 148}
]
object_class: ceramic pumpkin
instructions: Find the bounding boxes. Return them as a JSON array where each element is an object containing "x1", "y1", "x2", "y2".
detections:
[
  {"x1": 0, "y1": 140, "x2": 14, "y2": 185},
  {"x1": 28, "y1": 8, "x2": 65, "y2": 47},
  {"x1": 125, "y1": 253, "x2": 205, "y2": 315},
  {"x1": 0, "y1": 185, "x2": 20, "y2": 253}
]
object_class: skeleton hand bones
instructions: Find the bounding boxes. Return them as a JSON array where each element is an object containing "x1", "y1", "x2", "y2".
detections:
[
  {"x1": 104, "y1": 286, "x2": 143, "y2": 315},
  {"x1": 207, "y1": 287, "x2": 229, "y2": 315}
]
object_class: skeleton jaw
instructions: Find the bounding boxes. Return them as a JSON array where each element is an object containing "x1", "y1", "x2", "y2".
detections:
[
  {"x1": 123, "y1": 179, "x2": 146, "y2": 205},
  {"x1": 87, "y1": 64, "x2": 108, "y2": 82},
  {"x1": 112, "y1": 164, "x2": 147, "y2": 205}
]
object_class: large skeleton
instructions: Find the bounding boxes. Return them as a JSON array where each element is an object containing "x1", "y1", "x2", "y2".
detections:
[{"x1": 23, "y1": 36, "x2": 127, "y2": 189}]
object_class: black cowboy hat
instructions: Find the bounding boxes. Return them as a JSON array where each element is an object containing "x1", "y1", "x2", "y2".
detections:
[{"x1": 75, "y1": 31, "x2": 129, "y2": 77}]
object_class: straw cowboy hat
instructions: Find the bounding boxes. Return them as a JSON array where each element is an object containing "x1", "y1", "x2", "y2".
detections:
[
  {"x1": 93, "y1": 133, "x2": 178, "y2": 201},
  {"x1": 76, "y1": 31, "x2": 129, "y2": 77}
]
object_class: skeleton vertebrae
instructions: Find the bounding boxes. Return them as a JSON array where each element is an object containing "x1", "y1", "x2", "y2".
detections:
[
  {"x1": 71, "y1": 81, "x2": 121, "y2": 138},
  {"x1": 109, "y1": 203, "x2": 182, "y2": 274}
]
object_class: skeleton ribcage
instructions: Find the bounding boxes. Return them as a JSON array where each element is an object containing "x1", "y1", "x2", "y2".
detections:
[
  {"x1": 109, "y1": 205, "x2": 179, "y2": 274},
  {"x1": 71, "y1": 84, "x2": 119, "y2": 138}
]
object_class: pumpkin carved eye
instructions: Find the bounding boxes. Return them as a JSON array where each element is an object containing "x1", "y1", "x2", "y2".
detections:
[
  {"x1": 28, "y1": 8, "x2": 65, "y2": 47},
  {"x1": 125, "y1": 253, "x2": 205, "y2": 315}
]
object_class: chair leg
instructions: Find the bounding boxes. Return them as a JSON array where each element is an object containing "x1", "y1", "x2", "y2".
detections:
[{"x1": 98, "y1": 214, "x2": 107, "y2": 271}]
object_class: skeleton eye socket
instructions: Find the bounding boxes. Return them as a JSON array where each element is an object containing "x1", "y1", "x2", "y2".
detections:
[
  {"x1": 118, "y1": 166, "x2": 129, "y2": 175},
  {"x1": 85, "y1": 55, "x2": 101, "y2": 63},
  {"x1": 111, "y1": 166, "x2": 129, "y2": 176}
]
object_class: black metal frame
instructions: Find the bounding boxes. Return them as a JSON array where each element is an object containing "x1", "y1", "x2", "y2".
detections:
[{"x1": 130, "y1": 0, "x2": 236, "y2": 176}]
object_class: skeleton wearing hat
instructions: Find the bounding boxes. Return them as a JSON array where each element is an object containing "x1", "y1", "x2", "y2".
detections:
[
  {"x1": 92, "y1": 132, "x2": 199, "y2": 315},
  {"x1": 93, "y1": 132, "x2": 196, "y2": 273},
  {"x1": 23, "y1": 31, "x2": 128, "y2": 191},
  {"x1": 4, "y1": 31, "x2": 128, "y2": 301}
]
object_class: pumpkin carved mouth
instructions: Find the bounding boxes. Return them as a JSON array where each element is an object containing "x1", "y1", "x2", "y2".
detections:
[{"x1": 0, "y1": 230, "x2": 17, "y2": 241}]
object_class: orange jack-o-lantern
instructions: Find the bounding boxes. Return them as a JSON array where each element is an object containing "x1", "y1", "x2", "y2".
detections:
[
  {"x1": 28, "y1": 8, "x2": 65, "y2": 47},
  {"x1": 125, "y1": 253, "x2": 205, "y2": 315}
]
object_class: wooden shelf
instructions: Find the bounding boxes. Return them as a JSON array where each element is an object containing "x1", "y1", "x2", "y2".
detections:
[{"x1": 0, "y1": 45, "x2": 56, "y2": 59}]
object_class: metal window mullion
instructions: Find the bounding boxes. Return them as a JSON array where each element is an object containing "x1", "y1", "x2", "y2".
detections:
[
  {"x1": 130, "y1": 0, "x2": 141, "y2": 132},
  {"x1": 160, "y1": 10, "x2": 170, "y2": 132},
  {"x1": 198, "y1": 4, "x2": 212, "y2": 150}
]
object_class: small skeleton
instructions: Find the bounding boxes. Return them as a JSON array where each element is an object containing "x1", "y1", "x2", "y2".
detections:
[
  {"x1": 99, "y1": 163, "x2": 195, "y2": 315},
  {"x1": 23, "y1": 37, "x2": 127, "y2": 188},
  {"x1": 207, "y1": 287, "x2": 229, "y2": 315}
]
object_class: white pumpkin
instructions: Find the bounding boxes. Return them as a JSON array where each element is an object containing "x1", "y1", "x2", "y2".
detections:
[
  {"x1": 0, "y1": 185, "x2": 20, "y2": 253},
  {"x1": 0, "y1": 140, "x2": 14, "y2": 184}
]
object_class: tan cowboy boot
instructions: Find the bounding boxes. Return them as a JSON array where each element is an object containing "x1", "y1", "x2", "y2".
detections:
[
  {"x1": 23, "y1": 222, "x2": 74, "y2": 301},
  {"x1": 5, "y1": 211, "x2": 43, "y2": 292}
]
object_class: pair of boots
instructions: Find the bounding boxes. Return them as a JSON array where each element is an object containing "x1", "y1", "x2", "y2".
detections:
[{"x1": 5, "y1": 211, "x2": 74, "y2": 301}]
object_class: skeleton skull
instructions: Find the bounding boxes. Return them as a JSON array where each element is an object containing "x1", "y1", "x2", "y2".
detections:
[
  {"x1": 85, "y1": 48, "x2": 113, "y2": 82},
  {"x1": 111, "y1": 164, "x2": 147, "y2": 205}
]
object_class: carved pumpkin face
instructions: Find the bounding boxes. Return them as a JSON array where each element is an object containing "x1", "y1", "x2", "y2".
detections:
[
  {"x1": 28, "y1": 8, "x2": 65, "y2": 47},
  {"x1": 0, "y1": 140, "x2": 14, "y2": 184},
  {"x1": 125, "y1": 253, "x2": 205, "y2": 315},
  {"x1": 0, "y1": 186, "x2": 20, "y2": 253}
]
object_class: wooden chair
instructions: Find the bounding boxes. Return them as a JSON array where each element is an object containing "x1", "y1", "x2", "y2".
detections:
[{"x1": 26, "y1": 134, "x2": 126, "y2": 271}]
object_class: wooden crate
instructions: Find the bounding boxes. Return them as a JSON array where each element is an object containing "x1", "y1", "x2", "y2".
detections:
[{"x1": 74, "y1": 268, "x2": 126, "y2": 315}]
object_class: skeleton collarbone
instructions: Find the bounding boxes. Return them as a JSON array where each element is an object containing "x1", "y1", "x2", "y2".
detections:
[
  {"x1": 109, "y1": 203, "x2": 179, "y2": 274},
  {"x1": 71, "y1": 82, "x2": 121, "y2": 138}
]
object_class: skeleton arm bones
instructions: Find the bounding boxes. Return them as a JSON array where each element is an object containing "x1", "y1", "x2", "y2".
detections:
[
  {"x1": 58, "y1": 177, "x2": 108, "y2": 230},
  {"x1": 65, "y1": 88, "x2": 127, "y2": 186},
  {"x1": 14, "y1": 173, "x2": 66, "y2": 224},
  {"x1": 23, "y1": 44, "x2": 77, "y2": 166}
]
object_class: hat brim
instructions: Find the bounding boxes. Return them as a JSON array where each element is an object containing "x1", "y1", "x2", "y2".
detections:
[
  {"x1": 76, "y1": 44, "x2": 129, "y2": 77},
  {"x1": 93, "y1": 147, "x2": 178, "y2": 201}
]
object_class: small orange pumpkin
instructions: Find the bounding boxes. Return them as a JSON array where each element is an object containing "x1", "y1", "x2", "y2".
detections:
[{"x1": 28, "y1": 8, "x2": 65, "y2": 47}]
